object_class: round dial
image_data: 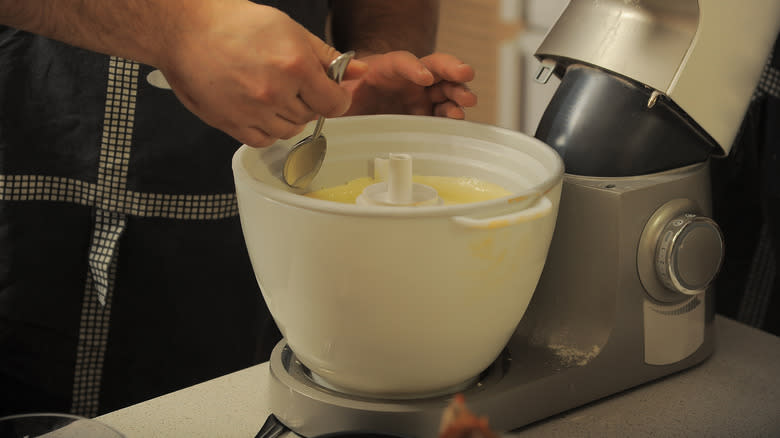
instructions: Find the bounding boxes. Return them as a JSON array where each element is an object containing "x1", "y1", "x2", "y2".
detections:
[
  {"x1": 655, "y1": 214, "x2": 724, "y2": 296},
  {"x1": 637, "y1": 199, "x2": 725, "y2": 303}
]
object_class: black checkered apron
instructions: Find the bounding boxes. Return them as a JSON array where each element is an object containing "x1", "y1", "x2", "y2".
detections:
[
  {"x1": 0, "y1": 45, "x2": 279, "y2": 417},
  {"x1": 0, "y1": 2, "x2": 329, "y2": 417},
  {"x1": 711, "y1": 34, "x2": 780, "y2": 335}
]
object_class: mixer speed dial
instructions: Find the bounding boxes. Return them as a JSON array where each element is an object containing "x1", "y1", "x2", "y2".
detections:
[
  {"x1": 638, "y1": 199, "x2": 725, "y2": 303},
  {"x1": 654, "y1": 214, "x2": 724, "y2": 296}
]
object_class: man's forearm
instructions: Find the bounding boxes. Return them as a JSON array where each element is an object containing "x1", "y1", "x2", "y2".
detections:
[
  {"x1": 0, "y1": 0, "x2": 212, "y2": 67},
  {"x1": 331, "y1": 0, "x2": 440, "y2": 57}
]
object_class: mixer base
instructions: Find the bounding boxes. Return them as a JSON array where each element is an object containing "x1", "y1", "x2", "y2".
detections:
[
  {"x1": 267, "y1": 341, "x2": 508, "y2": 438},
  {"x1": 268, "y1": 328, "x2": 712, "y2": 437}
]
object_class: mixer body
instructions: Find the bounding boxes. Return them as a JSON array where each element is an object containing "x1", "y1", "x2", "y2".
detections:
[
  {"x1": 256, "y1": 1, "x2": 780, "y2": 436},
  {"x1": 514, "y1": 0, "x2": 779, "y2": 427},
  {"x1": 264, "y1": 163, "x2": 719, "y2": 438},
  {"x1": 501, "y1": 162, "x2": 718, "y2": 430},
  {"x1": 529, "y1": 0, "x2": 778, "y2": 384}
]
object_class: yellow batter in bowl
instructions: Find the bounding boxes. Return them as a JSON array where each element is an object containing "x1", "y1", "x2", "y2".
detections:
[{"x1": 305, "y1": 176, "x2": 513, "y2": 205}]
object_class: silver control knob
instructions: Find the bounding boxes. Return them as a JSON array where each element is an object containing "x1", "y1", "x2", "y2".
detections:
[
  {"x1": 638, "y1": 199, "x2": 725, "y2": 303},
  {"x1": 654, "y1": 214, "x2": 724, "y2": 296}
]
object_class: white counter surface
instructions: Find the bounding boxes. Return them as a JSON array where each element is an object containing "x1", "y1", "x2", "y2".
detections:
[{"x1": 98, "y1": 316, "x2": 780, "y2": 437}]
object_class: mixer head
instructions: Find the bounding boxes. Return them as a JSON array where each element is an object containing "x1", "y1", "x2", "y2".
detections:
[{"x1": 533, "y1": 0, "x2": 780, "y2": 169}]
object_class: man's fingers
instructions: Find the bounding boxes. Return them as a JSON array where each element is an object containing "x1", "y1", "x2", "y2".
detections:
[
  {"x1": 427, "y1": 82, "x2": 478, "y2": 108},
  {"x1": 237, "y1": 111, "x2": 308, "y2": 148},
  {"x1": 278, "y1": 96, "x2": 316, "y2": 125},
  {"x1": 421, "y1": 53, "x2": 475, "y2": 83},
  {"x1": 298, "y1": 31, "x2": 352, "y2": 117},
  {"x1": 236, "y1": 126, "x2": 275, "y2": 148},
  {"x1": 229, "y1": 32, "x2": 352, "y2": 146},
  {"x1": 343, "y1": 58, "x2": 369, "y2": 80},
  {"x1": 433, "y1": 101, "x2": 466, "y2": 119},
  {"x1": 388, "y1": 51, "x2": 435, "y2": 86},
  {"x1": 298, "y1": 78, "x2": 351, "y2": 118},
  {"x1": 261, "y1": 114, "x2": 307, "y2": 140},
  {"x1": 374, "y1": 51, "x2": 474, "y2": 88}
]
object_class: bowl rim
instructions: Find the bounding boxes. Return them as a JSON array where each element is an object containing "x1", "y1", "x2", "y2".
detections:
[{"x1": 233, "y1": 115, "x2": 564, "y2": 218}]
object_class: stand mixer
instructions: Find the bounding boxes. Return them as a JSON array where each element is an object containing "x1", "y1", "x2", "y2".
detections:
[{"x1": 250, "y1": 1, "x2": 780, "y2": 436}]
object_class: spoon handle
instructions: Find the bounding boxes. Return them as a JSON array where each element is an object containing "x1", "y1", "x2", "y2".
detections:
[
  {"x1": 311, "y1": 115, "x2": 326, "y2": 139},
  {"x1": 328, "y1": 50, "x2": 355, "y2": 84}
]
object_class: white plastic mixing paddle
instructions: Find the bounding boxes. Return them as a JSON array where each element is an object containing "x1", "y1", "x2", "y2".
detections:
[{"x1": 356, "y1": 154, "x2": 442, "y2": 206}]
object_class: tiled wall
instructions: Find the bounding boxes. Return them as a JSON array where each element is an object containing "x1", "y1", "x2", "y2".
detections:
[{"x1": 436, "y1": 0, "x2": 568, "y2": 135}]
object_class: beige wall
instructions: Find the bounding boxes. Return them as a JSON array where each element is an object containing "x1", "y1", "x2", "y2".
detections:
[
  {"x1": 435, "y1": 0, "x2": 524, "y2": 126},
  {"x1": 436, "y1": 0, "x2": 568, "y2": 133}
]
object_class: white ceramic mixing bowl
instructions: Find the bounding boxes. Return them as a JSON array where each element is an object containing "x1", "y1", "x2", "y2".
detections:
[{"x1": 232, "y1": 115, "x2": 563, "y2": 398}]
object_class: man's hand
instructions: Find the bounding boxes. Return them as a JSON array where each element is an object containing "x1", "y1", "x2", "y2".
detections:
[
  {"x1": 330, "y1": 1, "x2": 478, "y2": 119},
  {"x1": 158, "y1": 3, "x2": 367, "y2": 148},
  {"x1": 342, "y1": 51, "x2": 477, "y2": 119}
]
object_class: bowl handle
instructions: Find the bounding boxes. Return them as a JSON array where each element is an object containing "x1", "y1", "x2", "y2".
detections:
[{"x1": 451, "y1": 196, "x2": 553, "y2": 229}]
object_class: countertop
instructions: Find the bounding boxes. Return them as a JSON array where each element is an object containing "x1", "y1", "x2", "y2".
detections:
[{"x1": 98, "y1": 316, "x2": 780, "y2": 437}]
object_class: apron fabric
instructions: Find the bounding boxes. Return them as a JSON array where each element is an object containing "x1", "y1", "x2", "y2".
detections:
[
  {"x1": 711, "y1": 34, "x2": 780, "y2": 336},
  {"x1": 0, "y1": 1, "x2": 329, "y2": 416}
]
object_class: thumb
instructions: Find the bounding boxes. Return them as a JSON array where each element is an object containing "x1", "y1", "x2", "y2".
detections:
[
  {"x1": 307, "y1": 31, "x2": 368, "y2": 79},
  {"x1": 305, "y1": 31, "x2": 368, "y2": 78},
  {"x1": 306, "y1": 31, "x2": 343, "y2": 70}
]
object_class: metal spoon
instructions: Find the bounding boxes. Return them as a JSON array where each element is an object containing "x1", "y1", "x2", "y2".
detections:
[{"x1": 283, "y1": 51, "x2": 355, "y2": 188}]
